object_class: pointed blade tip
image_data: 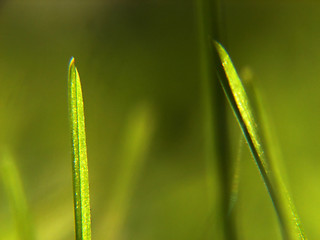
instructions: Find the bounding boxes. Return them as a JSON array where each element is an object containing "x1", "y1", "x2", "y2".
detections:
[{"x1": 69, "y1": 57, "x2": 75, "y2": 67}]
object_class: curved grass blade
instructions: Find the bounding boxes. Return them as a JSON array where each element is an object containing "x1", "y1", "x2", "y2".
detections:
[
  {"x1": 214, "y1": 41, "x2": 306, "y2": 240},
  {"x1": 0, "y1": 147, "x2": 35, "y2": 240},
  {"x1": 68, "y1": 57, "x2": 92, "y2": 240}
]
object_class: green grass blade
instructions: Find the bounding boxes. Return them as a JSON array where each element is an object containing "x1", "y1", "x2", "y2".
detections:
[
  {"x1": 214, "y1": 41, "x2": 306, "y2": 240},
  {"x1": 242, "y1": 72, "x2": 290, "y2": 188},
  {"x1": 0, "y1": 147, "x2": 35, "y2": 240},
  {"x1": 228, "y1": 136, "x2": 243, "y2": 215},
  {"x1": 103, "y1": 104, "x2": 153, "y2": 240},
  {"x1": 68, "y1": 57, "x2": 92, "y2": 240},
  {"x1": 194, "y1": 1, "x2": 236, "y2": 238}
]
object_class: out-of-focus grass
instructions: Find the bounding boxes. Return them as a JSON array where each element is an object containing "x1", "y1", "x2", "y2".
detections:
[
  {"x1": 0, "y1": 147, "x2": 35, "y2": 240},
  {"x1": 0, "y1": 1, "x2": 319, "y2": 240},
  {"x1": 99, "y1": 103, "x2": 153, "y2": 240}
]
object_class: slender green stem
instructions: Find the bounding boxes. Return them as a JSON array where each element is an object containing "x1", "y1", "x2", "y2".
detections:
[
  {"x1": 194, "y1": 0, "x2": 216, "y2": 208},
  {"x1": 195, "y1": 0, "x2": 237, "y2": 239},
  {"x1": 68, "y1": 57, "x2": 92, "y2": 240}
]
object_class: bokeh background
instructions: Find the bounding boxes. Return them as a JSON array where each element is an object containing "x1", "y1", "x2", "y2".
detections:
[{"x1": 0, "y1": 0, "x2": 319, "y2": 239}]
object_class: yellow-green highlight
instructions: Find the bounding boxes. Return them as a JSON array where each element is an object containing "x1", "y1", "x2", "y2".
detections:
[
  {"x1": 214, "y1": 41, "x2": 306, "y2": 240},
  {"x1": 68, "y1": 57, "x2": 92, "y2": 240}
]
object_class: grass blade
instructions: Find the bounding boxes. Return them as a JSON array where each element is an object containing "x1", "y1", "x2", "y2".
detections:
[
  {"x1": 194, "y1": 1, "x2": 236, "y2": 238},
  {"x1": 214, "y1": 41, "x2": 306, "y2": 240},
  {"x1": 0, "y1": 147, "x2": 35, "y2": 240},
  {"x1": 68, "y1": 57, "x2": 92, "y2": 240},
  {"x1": 228, "y1": 136, "x2": 243, "y2": 216},
  {"x1": 102, "y1": 104, "x2": 153, "y2": 240},
  {"x1": 242, "y1": 71, "x2": 290, "y2": 188}
]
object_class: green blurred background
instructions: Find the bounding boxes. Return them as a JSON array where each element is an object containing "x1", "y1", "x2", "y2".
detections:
[{"x1": 0, "y1": 0, "x2": 319, "y2": 239}]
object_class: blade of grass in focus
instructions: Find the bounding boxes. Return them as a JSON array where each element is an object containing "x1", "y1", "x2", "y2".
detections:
[
  {"x1": 0, "y1": 147, "x2": 35, "y2": 240},
  {"x1": 68, "y1": 57, "x2": 92, "y2": 240},
  {"x1": 214, "y1": 41, "x2": 306, "y2": 240}
]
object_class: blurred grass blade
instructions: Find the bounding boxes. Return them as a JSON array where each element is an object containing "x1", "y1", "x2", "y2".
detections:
[
  {"x1": 103, "y1": 104, "x2": 153, "y2": 240},
  {"x1": 214, "y1": 41, "x2": 306, "y2": 240},
  {"x1": 68, "y1": 57, "x2": 92, "y2": 240},
  {"x1": 228, "y1": 136, "x2": 243, "y2": 215},
  {"x1": 0, "y1": 147, "x2": 35, "y2": 240}
]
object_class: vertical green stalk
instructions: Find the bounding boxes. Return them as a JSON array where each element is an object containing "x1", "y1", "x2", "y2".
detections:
[
  {"x1": 0, "y1": 147, "x2": 35, "y2": 240},
  {"x1": 195, "y1": 0, "x2": 236, "y2": 239},
  {"x1": 68, "y1": 57, "x2": 92, "y2": 240},
  {"x1": 195, "y1": 0, "x2": 216, "y2": 208}
]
